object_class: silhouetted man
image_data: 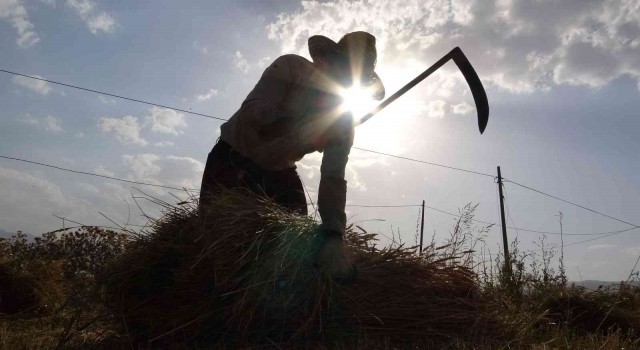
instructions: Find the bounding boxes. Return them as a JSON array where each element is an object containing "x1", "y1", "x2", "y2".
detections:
[{"x1": 200, "y1": 31, "x2": 384, "y2": 281}]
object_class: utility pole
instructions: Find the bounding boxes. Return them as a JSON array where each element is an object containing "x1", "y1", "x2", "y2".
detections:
[
  {"x1": 497, "y1": 166, "x2": 510, "y2": 273},
  {"x1": 419, "y1": 200, "x2": 425, "y2": 254}
]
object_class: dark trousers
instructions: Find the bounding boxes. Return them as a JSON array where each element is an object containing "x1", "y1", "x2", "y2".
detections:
[{"x1": 199, "y1": 140, "x2": 308, "y2": 215}]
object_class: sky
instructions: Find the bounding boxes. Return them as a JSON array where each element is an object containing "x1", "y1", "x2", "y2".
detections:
[{"x1": 1, "y1": 0, "x2": 639, "y2": 281}]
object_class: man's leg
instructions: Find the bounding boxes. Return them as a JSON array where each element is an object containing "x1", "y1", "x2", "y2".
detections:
[{"x1": 199, "y1": 141, "x2": 241, "y2": 215}]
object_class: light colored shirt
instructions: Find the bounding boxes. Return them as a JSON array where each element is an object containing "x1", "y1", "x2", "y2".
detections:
[{"x1": 220, "y1": 54, "x2": 353, "y2": 233}]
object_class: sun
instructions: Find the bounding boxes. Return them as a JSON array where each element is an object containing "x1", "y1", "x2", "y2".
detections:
[{"x1": 339, "y1": 83, "x2": 379, "y2": 123}]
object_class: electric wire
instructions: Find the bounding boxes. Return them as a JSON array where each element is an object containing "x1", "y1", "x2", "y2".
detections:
[
  {"x1": 2, "y1": 68, "x2": 638, "y2": 240},
  {"x1": 0, "y1": 68, "x2": 494, "y2": 179},
  {"x1": 556, "y1": 226, "x2": 639, "y2": 248},
  {"x1": 0, "y1": 155, "x2": 198, "y2": 192},
  {"x1": 505, "y1": 179, "x2": 639, "y2": 229},
  {"x1": 3, "y1": 152, "x2": 636, "y2": 241},
  {"x1": 0, "y1": 69, "x2": 227, "y2": 122},
  {"x1": 423, "y1": 202, "x2": 635, "y2": 236},
  {"x1": 352, "y1": 147, "x2": 494, "y2": 178}
]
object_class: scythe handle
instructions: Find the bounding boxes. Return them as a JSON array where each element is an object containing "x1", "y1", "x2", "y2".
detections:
[
  {"x1": 356, "y1": 47, "x2": 489, "y2": 135},
  {"x1": 357, "y1": 48, "x2": 457, "y2": 125}
]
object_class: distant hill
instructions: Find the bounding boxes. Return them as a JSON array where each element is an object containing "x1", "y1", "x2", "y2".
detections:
[
  {"x1": 572, "y1": 280, "x2": 640, "y2": 290},
  {"x1": 0, "y1": 229, "x2": 16, "y2": 239},
  {"x1": 0, "y1": 229, "x2": 35, "y2": 241}
]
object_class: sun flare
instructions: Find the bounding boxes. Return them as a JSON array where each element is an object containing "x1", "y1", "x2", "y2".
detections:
[{"x1": 339, "y1": 83, "x2": 379, "y2": 123}]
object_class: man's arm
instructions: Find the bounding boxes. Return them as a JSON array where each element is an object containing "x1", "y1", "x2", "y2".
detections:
[{"x1": 317, "y1": 113, "x2": 354, "y2": 234}]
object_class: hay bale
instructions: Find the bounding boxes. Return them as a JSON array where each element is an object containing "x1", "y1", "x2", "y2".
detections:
[{"x1": 101, "y1": 189, "x2": 500, "y2": 348}]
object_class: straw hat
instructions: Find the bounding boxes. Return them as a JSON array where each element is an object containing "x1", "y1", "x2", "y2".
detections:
[{"x1": 308, "y1": 31, "x2": 385, "y2": 100}]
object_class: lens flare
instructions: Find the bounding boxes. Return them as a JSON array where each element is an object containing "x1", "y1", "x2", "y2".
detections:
[{"x1": 340, "y1": 83, "x2": 378, "y2": 123}]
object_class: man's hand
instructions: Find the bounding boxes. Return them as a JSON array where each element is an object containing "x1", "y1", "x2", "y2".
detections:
[{"x1": 315, "y1": 232, "x2": 356, "y2": 284}]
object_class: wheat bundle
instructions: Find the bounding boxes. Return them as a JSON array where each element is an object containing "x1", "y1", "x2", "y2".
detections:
[{"x1": 101, "y1": 189, "x2": 500, "y2": 348}]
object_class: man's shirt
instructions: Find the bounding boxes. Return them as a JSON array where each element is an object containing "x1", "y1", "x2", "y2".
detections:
[{"x1": 220, "y1": 54, "x2": 353, "y2": 233}]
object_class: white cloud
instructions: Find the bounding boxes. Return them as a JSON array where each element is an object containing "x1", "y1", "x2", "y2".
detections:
[
  {"x1": 94, "y1": 165, "x2": 114, "y2": 177},
  {"x1": 98, "y1": 95, "x2": 116, "y2": 104},
  {"x1": 98, "y1": 115, "x2": 147, "y2": 145},
  {"x1": 122, "y1": 154, "x2": 204, "y2": 190},
  {"x1": 257, "y1": 56, "x2": 272, "y2": 69},
  {"x1": 0, "y1": 167, "x2": 91, "y2": 233},
  {"x1": 623, "y1": 246, "x2": 640, "y2": 256},
  {"x1": 195, "y1": 88, "x2": 218, "y2": 101},
  {"x1": 12, "y1": 75, "x2": 53, "y2": 95},
  {"x1": 147, "y1": 107, "x2": 187, "y2": 135},
  {"x1": 426, "y1": 100, "x2": 446, "y2": 119},
  {"x1": 234, "y1": 51, "x2": 250, "y2": 73},
  {"x1": 451, "y1": 102, "x2": 474, "y2": 115},
  {"x1": 86, "y1": 12, "x2": 115, "y2": 34},
  {"x1": 0, "y1": 0, "x2": 40, "y2": 48},
  {"x1": 587, "y1": 244, "x2": 615, "y2": 251},
  {"x1": 65, "y1": 0, "x2": 116, "y2": 35},
  {"x1": 21, "y1": 115, "x2": 64, "y2": 133},
  {"x1": 154, "y1": 141, "x2": 175, "y2": 147},
  {"x1": 267, "y1": 0, "x2": 640, "y2": 97}
]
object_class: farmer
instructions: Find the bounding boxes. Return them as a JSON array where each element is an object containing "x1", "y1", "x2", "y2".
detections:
[{"x1": 199, "y1": 31, "x2": 384, "y2": 281}]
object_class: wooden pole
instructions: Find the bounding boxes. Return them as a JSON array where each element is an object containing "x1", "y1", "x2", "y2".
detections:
[
  {"x1": 497, "y1": 166, "x2": 510, "y2": 272},
  {"x1": 419, "y1": 200, "x2": 425, "y2": 255}
]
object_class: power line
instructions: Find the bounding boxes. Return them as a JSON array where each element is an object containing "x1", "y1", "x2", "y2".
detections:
[
  {"x1": 2, "y1": 152, "x2": 635, "y2": 239},
  {"x1": 1, "y1": 68, "x2": 495, "y2": 179},
  {"x1": 423, "y1": 203, "x2": 634, "y2": 236},
  {"x1": 3, "y1": 68, "x2": 638, "y2": 234},
  {"x1": 352, "y1": 147, "x2": 494, "y2": 178},
  {"x1": 557, "y1": 226, "x2": 639, "y2": 248},
  {"x1": 0, "y1": 155, "x2": 198, "y2": 192},
  {"x1": 0, "y1": 69, "x2": 227, "y2": 122},
  {"x1": 505, "y1": 179, "x2": 640, "y2": 229}
]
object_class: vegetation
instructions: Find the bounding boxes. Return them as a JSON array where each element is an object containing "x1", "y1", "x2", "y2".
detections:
[{"x1": 0, "y1": 192, "x2": 638, "y2": 349}]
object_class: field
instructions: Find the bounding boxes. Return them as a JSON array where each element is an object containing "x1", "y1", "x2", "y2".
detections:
[{"x1": 1, "y1": 190, "x2": 639, "y2": 349}]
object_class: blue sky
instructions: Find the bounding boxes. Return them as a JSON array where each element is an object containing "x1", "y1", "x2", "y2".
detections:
[{"x1": 1, "y1": 0, "x2": 639, "y2": 281}]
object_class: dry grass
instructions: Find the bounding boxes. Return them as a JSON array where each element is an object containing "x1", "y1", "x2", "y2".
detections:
[
  {"x1": 2, "y1": 189, "x2": 639, "y2": 349},
  {"x1": 101, "y1": 189, "x2": 500, "y2": 348}
]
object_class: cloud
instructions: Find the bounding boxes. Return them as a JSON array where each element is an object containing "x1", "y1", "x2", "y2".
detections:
[
  {"x1": 587, "y1": 244, "x2": 615, "y2": 251},
  {"x1": 623, "y1": 246, "x2": 640, "y2": 256},
  {"x1": 195, "y1": 88, "x2": 218, "y2": 101},
  {"x1": 22, "y1": 115, "x2": 64, "y2": 133},
  {"x1": 426, "y1": 100, "x2": 446, "y2": 119},
  {"x1": 94, "y1": 165, "x2": 114, "y2": 177},
  {"x1": 0, "y1": 0, "x2": 40, "y2": 48},
  {"x1": 98, "y1": 115, "x2": 147, "y2": 145},
  {"x1": 122, "y1": 154, "x2": 204, "y2": 190},
  {"x1": 451, "y1": 102, "x2": 474, "y2": 115},
  {"x1": 65, "y1": 0, "x2": 116, "y2": 35},
  {"x1": 98, "y1": 95, "x2": 116, "y2": 104},
  {"x1": 147, "y1": 107, "x2": 187, "y2": 135},
  {"x1": 0, "y1": 167, "x2": 91, "y2": 233},
  {"x1": 12, "y1": 75, "x2": 53, "y2": 95},
  {"x1": 86, "y1": 11, "x2": 115, "y2": 34},
  {"x1": 154, "y1": 141, "x2": 175, "y2": 147},
  {"x1": 234, "y1": 51, "x2": 250, "y2": 73},
  {"x1": 267, "y1": 0, "x2": 640, "y2": 98},
  {"x1": 193, "y1": 41, "x2": 208, "y2": 55}
]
